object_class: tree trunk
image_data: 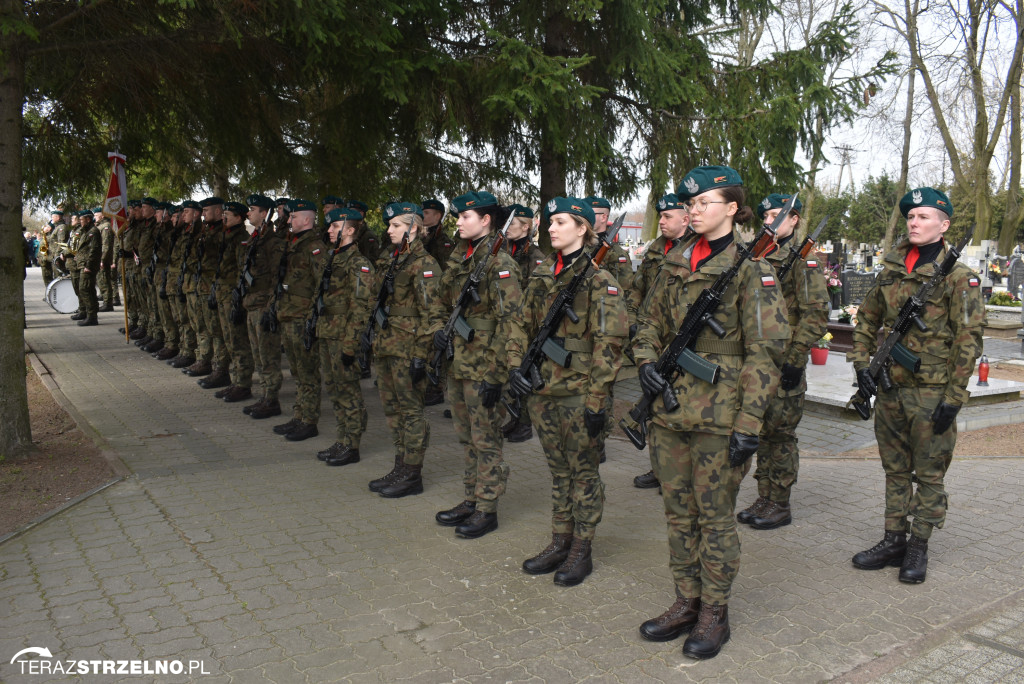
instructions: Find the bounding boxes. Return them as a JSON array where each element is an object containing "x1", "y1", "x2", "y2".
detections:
[
  {"x1": 884, "y1": 66, "x2": 917, "y2": 253},
  {"x1": 537, "y1": 9, "x2": 570, "y2": 254},
  {"x1": 998, "y1": 25, "x2": 1023, "y2": 255},
  {"x1": 0, "y1": 11, "x2": 33, "y2": 459}
]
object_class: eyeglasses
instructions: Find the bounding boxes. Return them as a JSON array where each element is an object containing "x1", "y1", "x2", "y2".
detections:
[{"x1": 685, "y1": 198, "x2": 726, "y2": 213}]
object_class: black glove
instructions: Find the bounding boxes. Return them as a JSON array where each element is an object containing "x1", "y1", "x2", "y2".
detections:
[
  {"x1": 779, "y1": 363, "x2": 803, "y2": 391},
  {"x1": 856, "y1": 368, "x2": 877, "y2": 398},
  {"x1": 584, "y1": 408, "x2": 606, "y2": 438},
  {"x1": 930, "y1": 401, "x2": 960, "y2": 435},
  {"x1": 507, "y1": 367, "x2": 533, "y2": 398},
  {"x1": 410, "y1": 357, "x2": 426, "y2": 384},
  {"x1": 728, "y1": 432, "x2": 759, "y2": 467},
  {"x1": 341, "y1": 353, "x2": 355, "y2": 368},
  {"x1": 478, "y1": 380, "x2": 502, "y2": 409},
  {"x1": 359, "y1": 331, "x2": 373, "y2": 357},
  {"x1": 433, "y1": 330, "x2": 449, "y2": 352},
  {"x1": 628, "y1": 323, "x2": 638, "y2": 340},
  {"x1": 638, "y1": 363, "x2": 668, "y2": 399}
]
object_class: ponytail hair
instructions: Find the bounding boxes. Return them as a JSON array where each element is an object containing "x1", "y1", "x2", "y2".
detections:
[{"x1": 719, "y1": 186, "x2": 754, "y2": 225}]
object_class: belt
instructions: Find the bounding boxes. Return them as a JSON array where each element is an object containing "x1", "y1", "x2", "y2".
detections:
[
  {"x1": 692, "y1": 337, "x2": 745, "y2": 355},
  {"x1": 324, "y1": 304, "x2": 348, "y2": 315},
  {"x1": 389, "y1": 306, "x2": 418, "y2": 317},
  {"x1": 561, "y1": 338, "x2": 593, "y2": 353},
  {"x1": 464, "y1": 317, "x2": 497, "y2": 332}
]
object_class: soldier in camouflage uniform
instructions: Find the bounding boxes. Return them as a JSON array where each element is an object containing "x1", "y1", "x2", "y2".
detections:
[
  {"x1": 210, "y1": 202, "x2": 256, "y2": 402},
  {"x1": 631, "y1": 167, "x2": 789, "y2": 659},
  {"x1": 627, "y1": 194, "x2": 691, "y2": 490},
  {"x1": 170, "y1": 201, "x2": 202, "y2": 369},
  {"x1": 121, "y1": 201, "x2": 146, "y2": 337},
  {"x1": 65, "y1": 214, "x2": 85, "y2": 319},
  {"x1": 500, "y1": 204, "x2": 546, "y2": 443},
  {"x1": 850, "y1": 187, "x2": 984, "y2": 584},
  {"x1": 39, "y1": 212, "x2": 61, "y2": 288},
  {"x1": 360, "y1": 202, "x2": 445, "y2": 498},
  {"x1": 506, "y1": 197, "x2": 628, "y2": 587},
  {"x1": 735, "y1": 194, "x2": 830, "y2": 530},
  {"x1": 271, "y1": 199, "x2": 327, "y2": 441},
  {"x1": 241, "y1": 195, "x2": 286, "y2": 419},
  {"x1": 95, "y1": 208, "x2": 116, "y2": 311},
  {"x1": 162, "y1": 206, "x2": 191, "y2": 363},
  {"x1": 431, "y1": 192, "x2": 522, "y2": 539},
  {"x1": 191, "y1": 197, "x2": 232, "y2": 388},
  {"x1": 346, "y1": 200, "x2": 383, "y2": 262},
  {"x1": 312, "y1": 207, "x2": 375, "y2": 466},
  {"x1": 50, "y1": 211, "x2": 70, "y2": 277},
  {"x1": 73, "y1": 210, "x2": 102, "y2": 326},
  {"x1": 151, "y1": 203, "x2": 182, "y2": 358},
  {"x1": 183, "y1": 199, "x2": 220, "y2": 378},
  {"x1": 421, "y1": 198, "x2": 456, "y2": 407},
  {"x1": 135, "y1": 198, "x2": 164, "y2": 350}
]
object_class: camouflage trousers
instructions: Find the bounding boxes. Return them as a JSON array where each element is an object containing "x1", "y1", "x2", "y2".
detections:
[
  {"x1": 126, "y1": 270, "x2": 142, "y2": 326},
  {"x1": 754, "y1": 391, "x2": 804, "y2": 503},
  {"x1": 450, "y1": 378, "x2": 509, "y2": 513},
  {"x1": 98, "y1": 266, "x2": 113, "y2": 304},
  {"x1": 41, "y1": 260, "x2": 54, "y2": 287},
  {"x1": 874, "y1": 385, "x2": 956, "y2": 540},
  {"x1": 172, "y1": 292, "x2": 196, "y2": 356},
  {"x1": 157, "y1": 287, "x2": 179, "y2": 348},
  {"x1": 650, "y1": 426, "x2": 750, "y2": 605},
  {"x1": 246, "y1": 308, "x2": 283, "y2": 401},
  {"x1": 528, "y1": 394, "x2": 605, "y2": 541},
  {"x1": 187, "y1": 292, "x2": 210, "y2": 361},
  {"x1": 320, "y1": 337, "x2": 367, "y2": 448},
  {"x1": 78, "y1": 269, "x2": 98, "y2": 317},
  {"x1": 68, "y1": 265, "x2": 82, "y2": 313},
  {"x1": 375, "y1": 355, "x2": 429, "y2": 466},
  {"x1": 199, "y1": 293, "x2": 228, "y2": 369},
  {"x1": 147, "y1": 279, "x2": 164, "y2": 342},
  {"x1": 217, "y1": 295, "x2": 253, "y2": 387},
  {"x1": 281, "y1": 319, "x2": 321, "y2": 424}
]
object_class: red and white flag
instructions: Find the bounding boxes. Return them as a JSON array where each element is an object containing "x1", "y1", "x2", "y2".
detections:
[{"x1": 102, "y1": 152, "x2": 127, "y2": 232}]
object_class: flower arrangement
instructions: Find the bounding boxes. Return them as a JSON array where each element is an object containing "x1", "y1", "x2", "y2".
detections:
[
  {"x1": 837, "y1": 304, "x2": 858, "y2": 325},
  {"x1": 816, "y1": 332, "x2": 833, "y2": 349},
  {"x1": 990, "y1": 262, "x2": 1003, "y2": 277},
  {"x1": 825, "y1": 265, "x2": 842, "y2": 295}
]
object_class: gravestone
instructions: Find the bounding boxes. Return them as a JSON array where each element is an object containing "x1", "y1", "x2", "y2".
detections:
[
  {"x1": 841, "y1": 269, "x2": 877, "y2": 306},
  {"x1": 1007, "y1": 257, "x2": 1024, "y2": 297}
]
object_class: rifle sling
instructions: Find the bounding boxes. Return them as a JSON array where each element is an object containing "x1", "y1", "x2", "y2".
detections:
[
  {"x1": 692, "y1": 338, "x2": 744, "y2": 355},
  {"x1": 463, "y1": 317, "x2": 497, "y2": 332}
]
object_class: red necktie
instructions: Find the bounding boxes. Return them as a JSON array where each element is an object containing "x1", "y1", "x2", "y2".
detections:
[
  {"x1": 466, "y1": 243, "x2": 474, "y2": 259},
  {"x1": 690, "y1": 236, "x2": 711, "y2": 271},
  {"x1": 905, "y1": 246, "x2": 920, "y2": 273},
  {"x1": 511, "y1": 243, "x2": 518, "y2": 256},
  {"x1": 554, "y1": 252, "x2": 565, "y2": 276}
]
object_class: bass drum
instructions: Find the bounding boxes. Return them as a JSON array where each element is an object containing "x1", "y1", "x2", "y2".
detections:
[{"x1": 46, "y1": 276, "x2": 79, "y2": 314}]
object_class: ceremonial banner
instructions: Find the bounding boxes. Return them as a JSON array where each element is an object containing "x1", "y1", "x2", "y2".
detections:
[{"x1": 102, "y1": 152, "x2": 127, "y2": 230}]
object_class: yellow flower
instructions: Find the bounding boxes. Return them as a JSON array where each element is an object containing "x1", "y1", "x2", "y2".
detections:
[{"x1": 823, "y1": 332, "x2": 833, "y2": 342}]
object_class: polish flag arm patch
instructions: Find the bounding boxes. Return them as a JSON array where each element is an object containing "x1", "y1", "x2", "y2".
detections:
[
  {"x1": 498, "y1": 270, "x2": 511, "y2": 279},
  {"x1": 607, "y1": 286, "x2": 619, "y2": 296},
  {"x1": 423, "y1": 270, "x2": 434, "y2": 278},
  {"x1": 761, "y1": 275, "x2": 776, "y2": 287},
  {"x1": 618, "y1": 257, "x2": 628, "y2": 263},
  {"x1": 806, "y1": 260, "x2": 817, "y2": 268},
  {"x1": 968, "y1": 277, "x2": 980, "y2": 287},
  {"x1": 312, "y1": 248, "x2": 321, "y2": 255},
  {"x1": 360, "y1": 266, "x2": 370, "y2": 273}
]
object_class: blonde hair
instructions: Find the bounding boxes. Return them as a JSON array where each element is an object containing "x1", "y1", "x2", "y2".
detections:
[{"x1": 568, "y1": 214, "x2": 598, "y2": 246}]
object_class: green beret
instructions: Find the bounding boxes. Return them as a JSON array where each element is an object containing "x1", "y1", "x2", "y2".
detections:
[
  {"x1": 171, "y1": 205, "x2": 182, "y2": 214},
  {"x1": 322, "y1": 195, "x2": 342, "y2": 206},
  {"x1": 677, "y1": 165, "x2": 743, "y2": 199},
  {"x1": 545, "y1": 196, "x2": 595, "y2": 226},
  {"x1": 91, "y1": 207, "x2": 103, "y2": 214},
  {"x1": 899, "y1": 187, "x2": 953, "y2": 218},
  {"x1": 50, "y1": 209, "x2": 64, "y2": 215},
  {"x1": 274, "y1": 197, "x2": 290, "y2": 205},
  {"x1": 450, "y1": 191, "x2": 499, "y2": 216},
  {"x1": 384, "y1": 201, "x2": 421, "y2": 220},
  {"x1": 128, "y1": 200, "x2": 142, "y2": 208},
  {"x1": 583, "y1": 196, "x2": 611, "y2": 210},
  {"x1": 77, "y1": 209, "x2": 93, "y2": 217},
  {"x1": 288, "y1": 198, "x2": 317, "y2": 213},
  {"x1": 199, "y1": 196, "x2": 223, "y2": 208},
  {"x1": 224, "y1": 201, "x2": 248, "y2": 215},
  {"x1": 346, "y1": 200, "x2": 368, "y2": 215},
  {"x1": 142, "y1": 197, "x2": 159, "y2": 207},
  {"x1": 655, "y1": 194, "x2": 686, "y2": 213},
  {"x1": 156, "y1": 201, "x2": 172, "y2": 211},
  {"x1": 326, "y1": 207, "x2": 362, "y2": 224},
  {"x1": 756, "y1": 193, "x2": 802, "y2": 220},
  {"x1": 181, "y1": 200, "x2": 201, "y2": 210},
  {"x1": 422, "y1": 199, "x2": 445, "y2": 213},
  {"x1": 508, "y1": 203, "x2": 534, "y2": 219},
  {"x1": 246, "y1": 194, "x2": 275, "y2": 210}
]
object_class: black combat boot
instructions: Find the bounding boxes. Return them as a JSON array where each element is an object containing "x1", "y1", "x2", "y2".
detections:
[
  {"x1": 272, "y1": 418, "x2": 302, "y2": 435},
  {"x1": 852, "y1": 530, "x2": 907, "y2": 570},
  {"x1": 198, "y1": 370, "x2": 230, "y2": 389},
  {"x1": 134, "y1": 335, "x2": 153, "y2": 347},
  {"x1": 898, "y1": 535, "x2": 929, "y2": 584},
  {"x1": 501, "y1": 418, "x2": 518, "y2": 437},
  {"x1": 249, "y1": 399, "x2": 282, "y2": 419},
  {"x1": 640, "y1": 597, "x2": 702, "y2": 642},
  {"x1": 223, "y1": 386, "x2": 252, "y2": 403},
  {"x1": 522, "y1": 533, "x2": 573, "y2": 575},
  {"x1": 749, "y1": 501, "x2": 792, "y2": 530},
  {"x1": 183, "y1": 359, "x2": 212, "y2": 377},
  {"x1": 369, "y1": 455, "x2": 403, "y2": 493},
  {"x1": 505, "y1": 423, "x2": 533, "y2": 443},
  {"x1": 142, "y1": 338, "x2": 164, "y2": 353},
  {"x1": 379, "y1": 464, "x2": 423, "y2": 498},
  {"x1": 77, "y1": 315, "x2": 98, "y2": 327},
  {"x1": 285, "y1": 422, "x2": 318, "y2": 442},
  {"x1": 553, "y1": 537, "x2": 593, "y2": 586},
  {"x1": 214, "y1": 384, "x2": 236, "y2": 399},
  {"x1": 155, "y1": 347, "x2": 178, "y2": 361},
  {"x1": 633, "y1": 470, "x2": 659, "y2": 489},
  {"x1": 737, "y1": 496, "x2": 770, "y2": 525},
  {"x1": 244, "y1": 398, "x2": 266, "y2": 416},
  {"x1": 129, "y1": 327, "x2": 147, "y2": 340},
  {"x1": 170, "y1": 354, "x2": 195, "y2": 368},
  {"x1": 436, "y1": 501, "x2": 476, "y2": 527},
  {"x1": 70, "y1": 311, "x2": 86, "y2": 321},
  {"x1": 455, "y1": 510, "x2": 498, "y2": 539},
  {"x1": 324, "y1": 446, "x2": 359, "y2": 467},
  {"x1": 682, "y1": 603, "x2": 730, "y2": 659},
  {"x1": 423, "y1": 385, "x2": 444, "y2": 406},
  {"x1": 100, "y1": 303, "x2": 114, "y2": 312}
]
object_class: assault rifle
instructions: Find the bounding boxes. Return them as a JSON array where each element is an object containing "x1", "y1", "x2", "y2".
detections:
[
  {"x1": 146, "y1": 228, "x2": 163, "y2": 286},
  {"x1": 360, "y1": 217, "x2": 413, "y2": 370},
  {"x1": 503, "y1": 214, "x2": 625, "y2": 420},
  {"x1": 776, "y1": 214, "x2": 828, "y2": 281},
  {"x1": 303, "y1": 222, "x2": 346, "y2": 351},
  {"x1": 260, "y1": 247, "x2": 288, "y2": 334},
  {"x1": 619, "y1": 194, "x2": 798, "y2": 450},
  {"x1": 848, "y1": 225, "x2": 974, "y2": 420},
  {"x1": 230, "y1": 212, "x2": 271, "y2": 325},
  {"x1": 427, "y1": 211, "x2": 515, "y2": 385}
]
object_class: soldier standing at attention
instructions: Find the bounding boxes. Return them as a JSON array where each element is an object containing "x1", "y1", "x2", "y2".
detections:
[
  {"x1": 242, "y1": 195, "x2": 287, "y2": 420},
  {"x1": 361, "y1": 202, "x2": 444, "y2": 498},
  {"x1": 122, "y1": 201, "x2": 145, "y2": 338},
  {"x1": 74, "y1": 210, "x2": 102, "y2": 326},
  {"x1": 166, "y1": 205, "x2": 197, "y2": 367},
  {"x1": 348, "y1": 200, "x2": 383, "y2": 262},
  {"x1": 212, "y1": 202, "x2": 256, "y2": 403},
  {"x1": 152, "y1": 202, "x2": 181, "y2": 359},
  {"x1": 135, "y1": 198, "x2": 163, "y2": 351},
  {"x1": 736, "y1": 194, "x2": 829, "y2": 530},
  {"x1": 39, "y1": 213, "x2": 58, "y2": 288},
  {"x1": 632, "y1": 167, "x2": 789, "y2": 659},
  {"x1": 314, "y1": 207, "x2": 374, "y2": 466},
  {"x1": 421, "y1": 198, "x2": 454, "y2": 408},
  {"x1": 65, "y1": 212, "x2": 85, "y2": 320},
  {"x1": 96, "y1": 208, "x2": 116, "y2": 311},
  {"x1": 273, "y1": 198, "x2": 290, "y2": 235},
  {"x1": 627, "y1": 193, "x2": 690, "y2": 491},
  {"x1": 194, "y1": 197, "x2": 231, "y2": 389},
  {"x1": 500, "y1": 204, "x2": 546, "y2": 444},
  {"x1": 507, "y1": 197, "x2": 628, "y2": 586},
  {"x1": 432, "y1": 192, "x2": 522, "y2": 539},
  {"x1": 51, "y1": 210, "x2": 70, "y2": 277},
  {"x1": 176, "y1": 201, "x2": 206, "y2": 370},
  {"x1": 271, "y1": 199, "x2": 327, "y2": 442},
  {"x1": 850, "y1": 188, "x2": 983, "y2": 584}
]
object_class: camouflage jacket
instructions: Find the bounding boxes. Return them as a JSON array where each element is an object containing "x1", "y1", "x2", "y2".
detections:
[
  {"x1": 356, "y1": 223, "x2": 383, "y2": 263},
  {"x1": 506, "y1": 237, "x2": 547, "y2": 288},
  {"x1": 508, "y1": 249, "x2": 629, "y2": 413},
  {"x1": 312, "y1": 243, "x2": 374, "y2": 354},
  {"x1": 627, "y1": 235, "x2": 685, "y2": 322},
  {"x1": 118, "y1": 218, "x2": 139, "y2": 269},
  {"x1": 135, "y1": 217, "x2": 157, "y2": 276},
  {"x1": 371, "y1": 238, "x2": 444, "y2": 361},
  {"x1": 632, "y1": 232, "x2": 790, "y2": 436},
  {"x1": 76, "y1": 225, "x2": 102, "y2": 272},
  {"x1": 214, "y1": 223, "x2": 249, "y2": 302},
  {"x1": 195, "y1": 219, "x2": 224, "y2": 295},
  {"x1": 240, "y1": 222, "x2": 287, "y2": 311},
  {"x1": 154, "y1": 220, "x2": 178, "y2": 279},
  {"x1": 51, "y1": 221, "x2": 69, "y2": 259},
  {"x1": 766, "y1": 242, "x2": 830, "y2": 394},
  {"x1": 423, "y1": 224, "x2": 456, "y2": 272},
  {"x1": 98, "y1": 219, "x2": 115, "y2": 266},
  {"x1": 849, "y1": 238, "x2": 984, "y2": 406},
  {"x1": 178, "y1": 219, "x2": 202, "y2": 295},
  {"x1": 438, "y1": 239, "x2": 523, "y2": 385},
  {"x1": 602, "y1": 240, "x2": 634, "y2": 290},
  {"x1": 278, "y1": 229, "x2": 327, "y2": 322}
]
